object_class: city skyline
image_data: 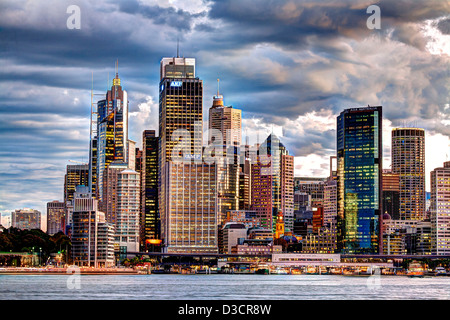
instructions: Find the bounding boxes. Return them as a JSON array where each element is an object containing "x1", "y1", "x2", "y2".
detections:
[{"x1": 1, "y1": 0, "x2": 449, "y2": 230}]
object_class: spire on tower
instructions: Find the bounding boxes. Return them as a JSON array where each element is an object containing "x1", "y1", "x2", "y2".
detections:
[{"x1": 113, "y1": 60, "x2": 121, "y2": 87}]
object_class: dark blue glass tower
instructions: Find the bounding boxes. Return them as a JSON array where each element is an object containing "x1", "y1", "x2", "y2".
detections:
[{"x1": 336, "y1": 106, "x2": 382, "y2": 254}]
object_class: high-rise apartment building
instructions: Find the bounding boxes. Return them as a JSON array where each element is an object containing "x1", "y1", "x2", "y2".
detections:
[
  {"x1": 11, "y1": 209, "x2": 41, "y2": 230},
  {"x1": 101, "y1": 162, "x2": 129, "y2": 223},
  {"x1": 101, "y1": 162, "x2": 140, "y2": 253},
  {"x1": 141, "y1": 130, "x2": 160, "y2": 250},
  {"x1": 46, "y1": 201, "x2": 66, "y2": 235},
  {"x1": 336, "y1": 106, "x2": 382, "y2": 254},
  {"x1": 115, "y1": 169, "x2": 140, "y2": 253},
  {"x1": 391, "y1": 128, "x2": 426, "y2": 220},
  {"x1": 430, "y1": 161, "x2": 450, "y2": 255},
  {"x1": 71, "y1": 186, "x2": 115, "y2": 267}
]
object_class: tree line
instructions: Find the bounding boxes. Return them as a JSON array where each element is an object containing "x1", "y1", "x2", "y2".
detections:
[{"x1": 0, "y1": 227, "x2": 71, "y2": 265}]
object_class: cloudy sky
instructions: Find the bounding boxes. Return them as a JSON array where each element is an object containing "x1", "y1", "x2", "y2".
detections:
[{"x1": 0, "y1": 0, "x2": 449, "y2": 229}]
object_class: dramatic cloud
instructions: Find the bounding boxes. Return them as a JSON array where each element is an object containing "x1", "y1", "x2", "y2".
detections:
[{"x1": 0, "y1": 0, "x2": 449, "y2": 228}]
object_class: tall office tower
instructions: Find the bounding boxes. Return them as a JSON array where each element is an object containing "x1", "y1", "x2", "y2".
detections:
[
  {"x1": 382, "y1": 169, "x2": 400, "y2": 220},
  {"x1": 430, "y1": 161, "x2": 450, "y2": 255},
  {"x1": 159, "y1": 56, "x2": 217, "y2": 253},
  {"x1": 239, "y1": 147, "x2": 252, "y2": 210},
  {"x1": 46, "y1": 201, "x2": 66, "y2": 235},
  {"x1": 141, "y1": 130, "x2": 160, "y2": 250},
  {"x1": 96, "y1": 71, "x2": 129, "y2": 201},
  {"x1": 162, "y1": 162, "x2": 217, "y2": 253},
  {"x1": 251, "y1": 134, "x2": 294, "y2": 234},
  {"x1": 208, "y1": 91, "x2": 241, "y2": 225},
  {"x1": 64, "y1": 164, "x2": 89, "y2": 203},
  {"x1": 71, "y1": 186, "x2": 115, "y2": 267},
  {"x1": 159, "y1": 57, "x2": 201, "y2": 164},
  {"x1": 391, "y1": 128, "x2": 426, "y2": 221},
  {"x1": 11, "y1": 209, "x2": 41, "y2": 230},
  {"x1": 135, "y1": 148, "x2": 143, "y2": 174},
  {"x1": 336, "y1": 106, "x2": 382, "y2": 254},
  {"x1": 238, "y1": 169, "x2": 251, "y2": 210},
  {"x1": 208, "y1": 84, "x2": 242, "y2": 147}
]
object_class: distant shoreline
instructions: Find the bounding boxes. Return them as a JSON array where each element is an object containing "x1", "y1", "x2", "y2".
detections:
[{"x1": 0, "y1": 268, "x2": 138, "y2": 275}]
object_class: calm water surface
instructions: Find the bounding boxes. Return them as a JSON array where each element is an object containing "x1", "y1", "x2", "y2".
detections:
[{"x1": 1, "y1": 274, "x2": 450, "y2": 300}]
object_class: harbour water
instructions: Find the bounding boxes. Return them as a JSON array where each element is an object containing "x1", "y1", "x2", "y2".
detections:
[{"x1": 1, "y1": 274, "x2": 450, "y2": 300}]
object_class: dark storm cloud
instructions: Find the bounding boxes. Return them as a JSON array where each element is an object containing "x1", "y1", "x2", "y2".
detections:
[
  {"x1": 116, "y1": 0, "x2": 207, "y2": 32},
  {"x1": 207, "y1": 0, "x2": 450, "y2": 49},
  {"x1": 437, "y1": 18, "x2": 450, "y2": 35}
]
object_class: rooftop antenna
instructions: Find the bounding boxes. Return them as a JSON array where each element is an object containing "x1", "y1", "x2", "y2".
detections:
[
  {"x1": 177, "y1": 37, "x2": 180, "y2": 58},
  {"x1": 217, "y1": 78, "x2": 220, "y2": 96}
]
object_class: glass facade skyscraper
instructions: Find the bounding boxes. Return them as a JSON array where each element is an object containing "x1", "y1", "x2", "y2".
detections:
[
  {"x1": 336, "y1": 106, "x2": 382, "y2": 254},
  {"x1": 158, "y1": 57, "x2": 218, "y2": 253},
  {"x1": 141, "y1": 130, "x2": 160, "y2": 250},
  {"x1": 96, "y1": 72, "x2": 128, "y2": 201},
  {"x1": 64, "y1": 164, "x2": 89, "y2": 203}
]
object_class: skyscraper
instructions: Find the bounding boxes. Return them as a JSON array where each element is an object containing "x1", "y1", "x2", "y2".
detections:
[
  {"x1": 141, "y1": 130, "x2": 160, "y2": 250},
  {"x1": 46, "y1": 201, "x2": 66, "y2": 235},
  {"x1": 162, "y1": 162, "x2": 217, "y2": 253},
  {"x1": 336, "y1": 106, "x2": 382, "y2": 254},
  {"x1": 158, "y1": 56, "x2": 218, "y2": 253},
  {"x1": 208, "y1": 84, "x2": 242, "y2": 147},
  {"x1": 158, "y1": 57, "x2": 201, "y2": 164},
  {"x1": 64, "y1": 164, "x2": 89, "y2": 203},
  {"x1": 208, "y1": 90, "x2": 242, "y2": 226},
  {"x1": 391, "y1": 128, "x2": 426, "y2": 221},
  {"x1": 96, "y1": 70, "x2": 129, "y2": 201},
  {"x1": 251, "y1": 134, "x2": 294, "y2": 234},
  {"x1": 430, "y1": 161, "x2": 450, "y2": 255}
]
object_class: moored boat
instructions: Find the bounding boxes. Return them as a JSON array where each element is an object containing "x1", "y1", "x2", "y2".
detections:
[
  {"x1": 407, "y1": 262, "x2": 424, "y2": 278},
  {"x1": 434, "y1": 267, "x2": 447, "y2": 276}
]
